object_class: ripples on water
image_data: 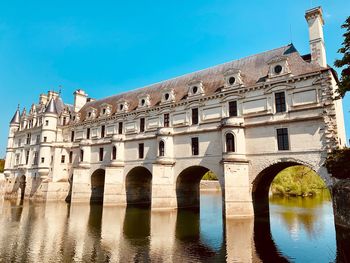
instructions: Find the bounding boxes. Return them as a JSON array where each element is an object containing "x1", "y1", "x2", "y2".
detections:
[{"x1": 0, "y1": 191, "x2": 344, "y2": 262}]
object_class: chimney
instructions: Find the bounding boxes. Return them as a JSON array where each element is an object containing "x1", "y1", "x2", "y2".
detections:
[
  {"x1": 74, "y1": 89, "x2": 88, "y2": 112},
  {"x1": 305, "y1": 7, "x2": 327, "y2": 67}
]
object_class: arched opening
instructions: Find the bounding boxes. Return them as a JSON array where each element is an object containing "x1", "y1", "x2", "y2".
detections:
[
  {"x1": 176, "y1": 166, "x2": 222, "y2": 209},
  {"x1": 90, "y1": 169, "x2": 105, "y2": 204},
  {"x1": 252, "y1": 161, "x2": 335, "y2": 262},
  {"x1": 252, "y1": 161, "x2": 303, "y2": 215},
  {"x1": 112, "y1": 146, "x2": 117, "y2": 160},
  {"x1": 125, "y1": 166, "x2": 152, "y2": 207},
  {"x1": 159, "y1": 140, "x2": 165, "y2": 157},
  {"x1": 225, "y1": 133, "x2": 235, "y2": 152},
  {"x1": 19, "y1": 175, "x2": 26, "y2": 201}
]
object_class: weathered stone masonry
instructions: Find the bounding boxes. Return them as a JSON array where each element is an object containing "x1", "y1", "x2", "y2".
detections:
[{"x1": 2, "y1": 7, "x2": 346, "y2": 218}]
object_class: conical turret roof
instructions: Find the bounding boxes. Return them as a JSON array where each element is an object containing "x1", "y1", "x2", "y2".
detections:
[
  {"x1": 45, "y1": 98, "x2": 58, "y2": 114},
  {"x1": 10, "y1": 108, "x2": 20, "y2": 124}
]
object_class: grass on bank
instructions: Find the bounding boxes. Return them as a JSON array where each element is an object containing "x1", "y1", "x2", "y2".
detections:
[{"x1": 271, "y1": 166, "x2": 327, "y2": 197}]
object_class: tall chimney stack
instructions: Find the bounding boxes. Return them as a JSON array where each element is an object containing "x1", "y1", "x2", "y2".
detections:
[{"x1": 305, "y1": 7, "x2": 327, "y2": 67}]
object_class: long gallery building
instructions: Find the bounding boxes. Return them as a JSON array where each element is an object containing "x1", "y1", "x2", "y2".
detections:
[{"x1": 2, "y1": 7, "x2": 346, "y2": 217}]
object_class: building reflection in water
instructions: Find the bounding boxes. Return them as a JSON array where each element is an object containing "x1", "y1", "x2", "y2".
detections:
[{"x1": 0, "y1": 191, "x2": 346, "y2": 262}]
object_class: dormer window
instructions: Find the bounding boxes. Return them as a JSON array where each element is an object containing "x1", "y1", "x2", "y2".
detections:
[
  {"x1": 161, "y1": 88, "x2": 175, "y2": 104},
  {"x1": 86, "y1": 107, "x2": 97, "y2": 120},
  {"x1": 100, "y1": 103, "x2": 112, "y2": 117},
  {"x1": 138, "y1": 94, "x2": 151, "y2": 108},
  {"x1": 117, "y1": 99, "x2": 129, "y2": 113},
  {"x1": 187, "y1": 80, "x2": 204, "y2": 98},
  {"x1": 267, "y1": 56, "x2": 291, "y2": 79},
  {"x1": 223, "y1": 69, "x2": 243, "y2": 90}
]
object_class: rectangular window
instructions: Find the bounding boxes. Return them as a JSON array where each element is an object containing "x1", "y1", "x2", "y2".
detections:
[
  {"x1": 164, "y1": 113, "x2": 170, "y2": 127},
  {"x1": 192, "y1": 108, "x2": 199, "y2": 125},
  {"x1": 36, "y1": 135, "x2": 40, "y2": 144},
  {"x1": 99, "y1": 148, "x2": 104, "y2": 161},
  {"x1": 275, "y1": 92, "x2": 286, "y2": 113},
  {"x1": 118, "y1": 122, "x2": 123, "y2": 134},
  {"x1": 69, "y1": 151, "x2": 73, "y2": 163},
  {"x1": 63, "y1": 117, "x2": 67, "y2": 126},
  {"x1": 277, "y1": 128, "x2": 289, "y2": 151},
  {"x1": 25, "y1": 150, "x2": 30, "y2": 165},
  {"x1": 43, "y1": 137, "x2": 47, "y2": 142},
  {"x1": 18, "y1": 139, "x2": 21, "y2": 147},
  {"x1": 71, "y1": 131, "x2": 75, "y2": 142},
  {"x1": 191, "y1": 137, "x2": 199, "y2": 156},
  {"x1": 140, "y1": 118, "x2": 145, "y2": 132},
  {"x1": 229, "y1": 101, "x2": 238, "y2": 117},
  {"x1": 33, "y1": 152, "x2": 38, "y2": 165},
  {"x1": 139, "y1": 143, "x2": 144, "y2": 159},
  {"x1": 61, "y1": 155, "x2": 65, "y2": 163},
  {"x1": 26, "y1": 133, "x2": 31, "y2": 145},
  {"x1": 15, "y1": 154, "x2": 20, "y2": 165},
  {"x1": 86, "y1": 128, "x2": 90, "y2": 139},
  {"x1": 101, "y1": 125, "x2": 105, "y2": 138}
]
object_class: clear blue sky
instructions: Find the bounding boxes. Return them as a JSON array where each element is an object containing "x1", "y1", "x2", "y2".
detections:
[{"x1": 0, "y1": 0, "x2": 349, "y2": 157}]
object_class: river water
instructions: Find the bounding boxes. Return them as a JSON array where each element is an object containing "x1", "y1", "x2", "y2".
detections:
[{"x1": 0, "y1": 191, "x2": 347, "y2": 262}]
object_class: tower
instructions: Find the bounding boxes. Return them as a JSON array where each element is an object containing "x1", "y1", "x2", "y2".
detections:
[
  {"x1": 4, "y1": 107, "x2": 20, "y2": 177},
  {"x1": 305, "y1": 6, "x2": 327, "y2": 67},
  {"x1": 38, "y1": 98, "x2": 58, "y2": 180}
]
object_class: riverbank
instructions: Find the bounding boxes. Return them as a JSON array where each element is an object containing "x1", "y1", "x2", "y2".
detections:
[{"x1": 200, "y1": 180, "x2": 220, "y2": 192}]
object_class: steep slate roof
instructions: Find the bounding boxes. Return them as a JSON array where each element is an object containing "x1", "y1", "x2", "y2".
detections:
[
  {"x1": 10, "y1": 108, "x2": 20, "y2": 124},
  {"x1": 45, "y1": 98, "x2": 58, "y2": 114},
  {"x1": 78, "y1": 44, "x2": 323, "y2": 121}
]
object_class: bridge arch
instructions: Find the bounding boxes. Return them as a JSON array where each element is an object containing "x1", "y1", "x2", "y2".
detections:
[
  {"x1": 176, "y1": 165, "x2": 223, "y2": 209},
  {"x1": 90, "y1": 168, "x2": 105, "y2": 204},
  {"x1": 125, "y1": 166, "x2": 152, "y2": 207},
  {"x1": 251, "y1": 158, "x2": 329, "y2": 215}
]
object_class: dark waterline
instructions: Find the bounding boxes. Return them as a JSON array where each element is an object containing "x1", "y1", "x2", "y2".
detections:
[{"x1": 0, "y1": 191, "x2": 346, "y2": 262}]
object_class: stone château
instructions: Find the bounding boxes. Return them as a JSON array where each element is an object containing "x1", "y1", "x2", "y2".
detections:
[{"x1": 2, "y1": 7, "x2": 346, "y2": 217}]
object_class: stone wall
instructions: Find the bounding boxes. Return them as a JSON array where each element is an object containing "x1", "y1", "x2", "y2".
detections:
[{"x1": 332, "y1": 179, "x2": 350, "y2": 229}]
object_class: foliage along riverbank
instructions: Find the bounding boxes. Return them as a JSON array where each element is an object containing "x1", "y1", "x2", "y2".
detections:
[{"x1": 270, "y1": 166, "x2": 327, "y2": 197}]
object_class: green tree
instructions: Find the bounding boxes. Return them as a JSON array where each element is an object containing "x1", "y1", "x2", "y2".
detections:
[
  {"x1": 0, "y1": 159, "x2": 4, "y2": 173},
  {"x1": 334, "y1": 16, "x2": 350, "y2": 98}
]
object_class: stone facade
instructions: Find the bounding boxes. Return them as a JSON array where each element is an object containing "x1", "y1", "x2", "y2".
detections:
[{"x1": 2, "y1": 7, "x2": 346, "y2": 217}]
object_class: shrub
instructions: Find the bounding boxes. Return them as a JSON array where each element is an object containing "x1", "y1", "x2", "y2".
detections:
[
  {"x1": 0, "y1": 159, "x2": 4, "y2": 173},
  {"x1": 202, "y1": 171, "x2": 218, "y2": 180}
]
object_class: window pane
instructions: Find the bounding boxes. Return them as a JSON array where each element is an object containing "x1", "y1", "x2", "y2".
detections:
[
  {"x1": 229, "y1": 101, "x2": 237, "y2": 117},
  {"x1": 192, "y1": 108, "x2": 198, "y2": 125},
  {"x1": 191, "y1": 137, "x2": 199, "y2": 155},
  {"x1": 139, "y1": 143, "x2": 144, "y2": 158},
  {"x1": 277, "y1": 128, "x2": 289, "y2": 150},
  {"x1": 275, "y1": 92, "x2": 286, "y2": 113}
]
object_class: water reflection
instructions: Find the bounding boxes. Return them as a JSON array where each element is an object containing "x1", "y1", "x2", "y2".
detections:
[{"x1": 0, "y1": 192, "x2": 343, "y2": 262}]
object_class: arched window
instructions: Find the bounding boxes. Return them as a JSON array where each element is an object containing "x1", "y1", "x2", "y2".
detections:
[
  {"x1": 159, "y1": 140, "x2": 165, "y2": 157},
  {"x1": 80, "y1": 149, "x2": 84, "y2": 162},
  {"x1": 112, "y1": 146, "x2": 117, "y2": 160},
  {"x1": 226, "y1": 133, "x2": 235, "y2": 152}
]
